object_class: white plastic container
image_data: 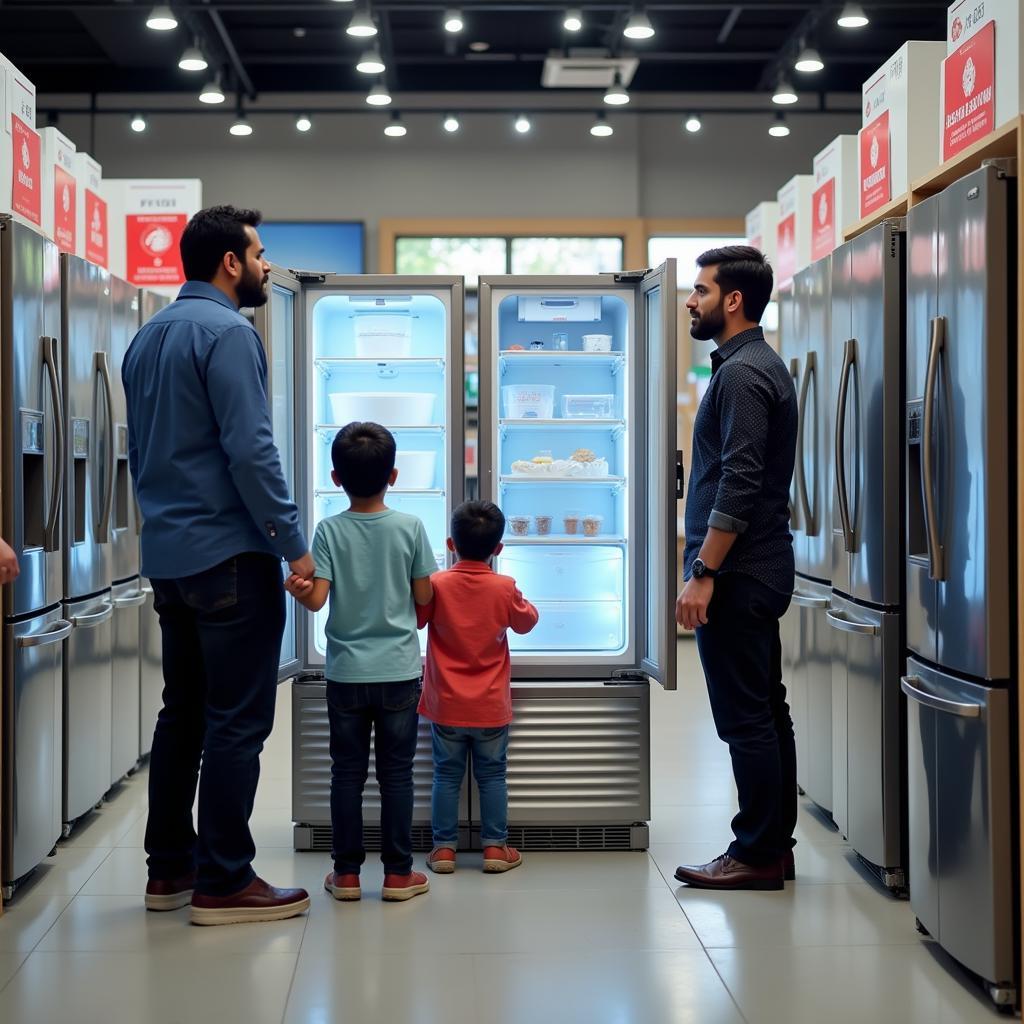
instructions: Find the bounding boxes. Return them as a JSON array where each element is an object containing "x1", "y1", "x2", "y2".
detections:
[
  {"x1": 562, "y1": 394, "x2": 614, "y2": 419},
  {"x1": 502, "y1": 384, "x2": 555, "y2": 419},
  {"x1": 581, "y1": 334, "x2": 613, "y2": 352},
  {"x1": 354, "y1": 314, "x2": 413, "y2": 358},
  {"x1": 394, "y1": 450, "x2": 437, "y2": 490},
  {"x1": 329, "y1": 391, "x2": 436, "y2": 426}
]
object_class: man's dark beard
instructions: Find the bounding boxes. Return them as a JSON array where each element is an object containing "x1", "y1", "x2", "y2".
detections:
[
  {"x1": 237, "y1": 265, "x2": 268, "y2": 308},
  {"x1": 690, "y1": 298, "x2": 725, "y2": 341}
]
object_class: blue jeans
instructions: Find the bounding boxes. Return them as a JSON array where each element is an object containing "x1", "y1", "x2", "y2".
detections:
[
  {"x1": 431, "y1": 724, "x2": 510, "y2": 848},
  {"x1": 327, "y1": 680, "x2": 421, "y2": 875}
]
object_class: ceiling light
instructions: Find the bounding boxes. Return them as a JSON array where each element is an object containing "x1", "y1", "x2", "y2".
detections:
[
  {"x1": 684, "y1": 114, "x2": 702, "y2": 133},
  {"x1": 564, "y1": 8, "x2": 583, "y2": 31},
  {"x1": 603, "y1": 72, "x2": 630, "y2": 106},
  {"x1": 366, "y1": 82, "x2": 392, "y2": 106},
  {"x1": 443, "y1": 8, "x2": 464, "y2": 32},
  {"x1": 772, "y1": 77, "x2": 798, "y2": 105},
  {"x1": 229, "y1": 114, "x2": 253, "y2": 137},
  {"x1": 468, "y1": 41, "x2": 490, "y2": 52},
  {"x1": 590, "y1": 113, "x2": 613, "y2": 137},
  {"x1": 769, "y1": 114, "x2": 790, "y2": 138},
  {"x1": 346, "y1": 9, "x2": 377, "y2": 37},
  {"x1": 794, "y1": 46, "x2": 824, "y2": 73},
  {"x1": 514, "y1": 114, "x2": 532, "y2": 134},
  {"x1": 330, "y1": 0, "x2": 354, "y2": 3},
  {"x1": 145, "y1": 5, "x2": 177, "y2": 31},
  {"x1": 178, "y1": 45, "x2": 208, "y2": 73},
  {"x1": 356, "y1": 48, "x2": 386, "y2": 73},
  {"x1": 199, "y1": 77, "x2": 226, "y2": 105},
  {"x1": 130, "y1": 114, "x2": 147, "y2": 134},
  {"x1": 837, "y1": 3, "x2": 869, "y2": 28},
  {"x1": 296, "y1": 114, "x2": 313, "y2": 133},
  {"x1": 384, "y1": 113, "x2": 407, "y2": 137},
  {"x1": 293, "y1": 27, "x2": 307, "y2": 38},
  {"x1": 623, "y1": 9, "x2": 655, "y2": 40},
  {"x1": 443, "y1": 114, "x2": 460, "y2": 133}
]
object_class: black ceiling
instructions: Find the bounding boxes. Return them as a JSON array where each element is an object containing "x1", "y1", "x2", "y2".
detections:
[{"x1": 1, "y1": 1, "x2": 950, "y2": 100}]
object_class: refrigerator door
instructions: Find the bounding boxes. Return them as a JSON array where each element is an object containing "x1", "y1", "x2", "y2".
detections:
[
  {"x1": 935, "y1": 166, "x2": 1012, "y2": 682},
  {"x1": 2, "y1": 218, "x2": 63, "y2": 617},
  {"x1": 253, "y1": 268, "x2": 303, "y2": 681},
  {"x1": 2, "y1": 608, "x2": 69, "y2": 886},
  {"x1": 61, "y1": 253, "x2": 112, "y2": 601},
  {"x1": 638, "y1": 262, "x2": 678, "y2": 690},
  {"x1": 777, "y1": 289, "x2": 804, "y2": 567},
  {"x1": 138, "y1": 579, "x2": 162, "y2": 759},
  {"x1": 63, "y1": 591, "x2": 113, "y2": 824},
  {"x1": 110, "y1": 578, "x2": 143, "y2": 784},
  {"x1": 903, "y1": 657, "x2": 1014, "y2": 987}
]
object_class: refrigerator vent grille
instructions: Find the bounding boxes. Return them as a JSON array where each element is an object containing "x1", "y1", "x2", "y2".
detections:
[
  {"x1": 304, "y1": 825, "x2": 436, "y2": 852},
  {"x1": 505, "y1": 825, "x2": 636, "y2": 850}
]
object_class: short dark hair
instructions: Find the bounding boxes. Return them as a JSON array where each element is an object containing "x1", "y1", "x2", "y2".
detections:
[
  {"x1": 696, "y1": 245, "x2": 774, "y2": 323},
  {"x1": 451, "y1": 501, "x2": 505, "y2": 561},
  {"x1": 331, "y1": 422, "x2": 396, "y2": 498},
  {"x1": 180, "y1": 205, "x2": 262, "y2": 282}
]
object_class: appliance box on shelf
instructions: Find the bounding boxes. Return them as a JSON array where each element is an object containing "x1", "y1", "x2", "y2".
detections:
[
  {"x1": 40, "y1": 127, "x2": 76, "y2": 252},
  {"x1": 0, "y1": 55, "x2": 40, "y2": 227},
  {"x1": 74, "y1": 152, "x2": 107, "y2": 268},
  {"x1": 941, "y1": 0, "x2": 1023, "y2": 162},
  {"x1": 812, "y1": 135, "x2": 859, "y2": 259},
  {"x1": 745, "y1": 201, "x2": 779, "y2": 273},
  {"x1": 775, "y1": 176, "x2": 813, "y2": 292},
  {"x1": 860, "y1": 41, "x2": 946, "y2": 218}
]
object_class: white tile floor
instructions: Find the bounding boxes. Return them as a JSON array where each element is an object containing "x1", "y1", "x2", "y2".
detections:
[{"x1": 0, "y1": 639, "x2": 1008, "y2": 1023}]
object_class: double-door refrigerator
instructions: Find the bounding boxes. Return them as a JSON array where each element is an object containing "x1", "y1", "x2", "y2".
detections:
[
  {"x1": 1, "y1": 217, "x2": 67, "y2": 897},
  {"x1": 828, "y1": 220, "x2": 906, "y2": 893},
  {"x1": 904, "y1": 161, "x2": 1017, "y2": 1006},
  {"x1": 779, "y1": 260, "x2": 834, "y2": 817}
]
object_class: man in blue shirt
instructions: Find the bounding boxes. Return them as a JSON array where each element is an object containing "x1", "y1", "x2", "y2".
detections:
[{"x1": 123, "y1": 206, "x2": 312, "y2": 926}]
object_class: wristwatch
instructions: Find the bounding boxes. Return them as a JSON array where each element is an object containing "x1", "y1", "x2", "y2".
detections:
[{"x1": 691, "y1": 558, "x2": 718, "y2": 580}]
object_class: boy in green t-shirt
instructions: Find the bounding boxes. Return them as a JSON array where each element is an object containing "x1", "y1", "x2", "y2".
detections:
[{"x1": 285, "y1": 421, "x2": 435, "y2": 903}]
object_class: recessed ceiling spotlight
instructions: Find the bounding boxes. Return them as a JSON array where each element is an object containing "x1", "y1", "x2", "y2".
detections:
[
  {"x1": 384, "y1": 112, "x2": 407, "y2": 137},
  {"x1": 356, "y1": 48, "x2": 386, "y2": 74},
  {"x1": 443, "y1": 114, "x2": 460, "y2": 133},
  {"x1": 130, "y1": 114, "x2": 148, "y2": 133},
  {"x1": 590, "y1": 113, "x2": 613, "y2": 137},
  {"x1": 684, "y1": 114, "x2": 702, "y2": 133},
  {"x1": 178, "y1": 45, "x2": 208, "y2": 73},
  {"x1": 346, "y1": 8, "x2": 377, "y2": 37},
  {"x1": 564, "y1": 8, "x2": 583, "y2": 32},
  {"x1": 366, "y1": 82, "x2": 392, "y2": 106},
  {"x1": 768, "y1": 113, "x2": 790, "y2": 137},
  {"x1": 444, "y1": 8, "x2": 464, "y2": 32},
  {"x1": 145, "y1": 5, "x2": 177, "y2": 31},
  {"x1": 296, "y1": 114, "x2": 313, "y2": 132},
  {"x1": 199, "y1": 76, "x2": 226, "y2": 105},
  {"x1": 772, "y1": 77, "x2": 798, "y2": 105},
  {"x1": 514, "y1": 114, "x2": 532, "y2": 134},
  {"x1": 623, "y1": 9, "x2": 655, "y2": 40},
  {"x1": 837, "y1": 3, "x2": 869, "y2": 29},
  {"x1": 603, "y1": 71, "x2": 630, "y2": 106},
  {"x1": 468, "y1": 41, "x2": 490, "y2": 52},
  {"x1": 794, "y1": 46, "x2": 824, "y2": 73}
]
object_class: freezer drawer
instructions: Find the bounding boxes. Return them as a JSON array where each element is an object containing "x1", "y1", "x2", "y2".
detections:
[
  {"x1": 903, "y1": 658, "x2": 1014, "y2": 989},
  {"x1": 138, "y1": 580, "x2": 162, "y2": 759},
  {"x1": 2, "y1": 608, "x2": 69, "y2": 889},
  {"x1": 110, "y1": 579, "x2": 143, "y2": 784}
]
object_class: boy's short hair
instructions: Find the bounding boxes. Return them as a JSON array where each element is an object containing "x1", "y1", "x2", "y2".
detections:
[
  {"x1": 331, "y1": 422, "x2": 396, "y2": 498},
  {"x1": 451, "y1": 501, "x2": 505, "y2": 561}
]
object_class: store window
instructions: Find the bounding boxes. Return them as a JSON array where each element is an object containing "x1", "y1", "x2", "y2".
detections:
[
  {"x1": 510, "y1": 236, "x2": 623, "y2": 275},
  {"x1": 395, "y1": 236, "x2": 506, "y2": 287}
]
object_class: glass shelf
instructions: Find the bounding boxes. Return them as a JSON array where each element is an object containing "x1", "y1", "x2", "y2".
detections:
[
  {"x1": 499, "y1": 418, "x2": 625, "y2": 429},
  {"x1": 502, "y1": 535, "x2": 626, "y2": 546},
  {"x1": 315, "y1": 424, "x2": 445, "y2": 434},
  {"x1": 499, "y1": 475, "x2": 625, "y2": 485},
  {"x1": 314, "y1": 357, "x2": 445, "y2": 368},
  {"x1": 314, "y1": 488, "x2": 445, "y2": 497},
  {"x1": 498, "y1": 352, "x2": 623, "y2": 366}
]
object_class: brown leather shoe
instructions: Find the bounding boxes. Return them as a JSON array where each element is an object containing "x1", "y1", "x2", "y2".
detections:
[
  {"x1": 145, "y1": 871, "x2": 196, "y2": 912},
  {"x1": 782, "y1": 849, "x2": 795, "y2": 881},
  {"x1": 190, "y1": 877, "x2": 311, "y2": 926},
  {"x1": 674, "y1": 854, "x2": 784, "y2": 891}
]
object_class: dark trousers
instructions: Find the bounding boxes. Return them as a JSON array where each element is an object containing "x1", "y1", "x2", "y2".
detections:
[
  {"x1": 145, "y1": 553, "x2": 285, "y2": 896},
  {"x1": 327, "y1": 680, "x2": 421, "y2": 876},
  {"x1": 695, "y1": 572, "x2": 797, "y2": 866}
]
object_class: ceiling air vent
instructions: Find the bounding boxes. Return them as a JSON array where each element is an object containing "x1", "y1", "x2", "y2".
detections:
[{"x1": 542, "y1": 52, "x2": 638, "y2": 89}]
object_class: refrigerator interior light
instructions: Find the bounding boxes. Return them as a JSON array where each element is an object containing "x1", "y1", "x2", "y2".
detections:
[{"x1": 145, "y1": 5, "x2": 177, "y2": 30}]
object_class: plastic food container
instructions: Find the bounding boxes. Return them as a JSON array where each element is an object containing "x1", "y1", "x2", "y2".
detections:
[
  {"x1": 562, "y1": 394, "x2": 614, "y2": 419},
  {"x1": 393, "y1": 450, "x2": 437, "y2": 490},
  {"x1": 583, "y1": 514, "x2": 604, "y2": 537},
  {"x1": 509, "y1": 515, "x2": 531, "y2": 537},
  {"x1": 354, "y1": 314, "x2": 412, "y2": 358},
  {"x1": 534, "y1": 514, "x2": 552, "y2": 536},
  {"x1": 563, "y1": 511, "x2": 582, "y2": 535},
  {"x1": 581, "y1": 334, "x2": 612, "y2": 352},
  {"x1": 328, "y1": 391, "x2": 435, "y2": 426},
  {"x1": 503, "y1": 384, "x2": 555, "y2": 419}
]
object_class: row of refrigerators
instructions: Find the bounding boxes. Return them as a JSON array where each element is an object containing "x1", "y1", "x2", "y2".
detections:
[
  {"x1": 1, "y1": 215, "x2": 169, "y2": 899},
  {"x1": 779, "y1": 161, "x2": 1016, "y2": 1006}
]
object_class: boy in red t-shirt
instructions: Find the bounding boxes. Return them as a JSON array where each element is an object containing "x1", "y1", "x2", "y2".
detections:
[{"x1": 416, "y1": 501, "x2": 539, "y2": 874}]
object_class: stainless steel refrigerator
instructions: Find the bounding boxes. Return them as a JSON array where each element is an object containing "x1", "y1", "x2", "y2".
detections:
[
  {"x1": 1, "y1": 216, "x2": 67, "y2": 897},
  {"x1": 828, "y1": 220, "x2": 906, "y2": 894},
  {"x1": 60, "y1": 252, "x2": 114, "y2": 831},
  {"x1": 779, "y1": 260, "x2": 834, "y2": 816},
  {"x1": 904, "y1": 161, "x2": 1017, "y2": 1006}
]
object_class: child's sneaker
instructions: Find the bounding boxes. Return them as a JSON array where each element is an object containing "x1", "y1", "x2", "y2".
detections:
[
  {"x1": 382, "y1": 871, "x2": 430, "y2": 902},
  {"x1": 427, "y1": 847, "x2": 457, "y2": 873},
  {"x1": 482, "y1": 845, "x2": 523, "y2": 873},
  {"x1": 324, "y1": 871, "x2": 361, "y2": 901}
]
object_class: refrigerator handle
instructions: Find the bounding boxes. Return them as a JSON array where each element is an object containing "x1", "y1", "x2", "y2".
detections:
[
  {"x1": 16, "y1": 619, "x2": 73, "y2": 648},
  {"x1": 788, "y1": 357, "x2": 802, "y2": 528},
  {"x1": 825, "y1": 609, "x2": 878, "y2": 636},
  {"x1": 70, "y1": 601, "x2": 114, "y2": 629},
  {"x1": 901, "y1": 675, "x2": 980, "y2": 718},
  {"x1": 834, "y1": 338, "x2": 855, "y2": 553},
  {"x1": 675, "y1": 450, "x2": 684, "y2": 500},
  {"x1": 95, "y1": 351, "x2": 116, "y2": 544},
  {"x1": 42, "y1": 336, "x2": 65, "y2": 553},
  {"x1": 922, "y1": 316, "x2": 947, "y2": 582},
  {"x1": 796, "y1": 350, "x2": 816, "y2": 535}
]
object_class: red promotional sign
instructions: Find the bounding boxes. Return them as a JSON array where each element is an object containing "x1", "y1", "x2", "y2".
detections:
[
  {"x1": 859, "y1": 110, "x2": 891, "y2": 218},
  {"x1": 85, "y1": 190, "x2": 108, "y2": 268},
  {"x1": 942, "y1": 20, "x2": 995, "y2": 162},
  {"x1": 10, "y1": 116, "x2": 41, "y2": 226},
  {"x1": 126, "y1": 213, "x2": 186, "y2": 286},
  {"x1": 776, "y1": 213, "x2": 796, "y2": 289},
  {"x1": 811, "y1": 179, "x2": 836, "y2": 262},
  {"x1": 53, "y1": 166, "x2": 77, "y2": 253}
]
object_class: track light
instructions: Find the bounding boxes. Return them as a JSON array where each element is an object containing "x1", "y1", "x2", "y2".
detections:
[
  {"x1": 296, "y1": 114, "x2": 313, "y2": 133},
  {"x1": 564, "y1": 8, "x2": 583, "y2": 32},
  {"x1": 603, "y1": 72, "x2": 630, "y2": 106},
  {"x1": 199, "y1": 77, "x2": 226, "y2": 104},
  {"x1": 443, "y1": 114, "x2": 460, "y2": 133},
  {"x1": 769, "y1": 113, "x2": 790, "y2": 138},
  {"x1": 130, "y1": 114, "x2": 147, "y2": 133},
  {"x1": 366, "y1": 82, "x2": 392, "y2": 106},
  {"x1": 356, "y1": 48, "x2": 385, "y2": 74},
  {"x1": 178, "y1": 45, "x2": 208, "y2": 73},
  {"x1": 384, "y1": 112, "x2": 407, "y2": 137},
  {"x1": 837, "y1": 3, "x2": 869, "y2": 29},
  {"x1": 443, "y1": 8, "x2": 464, "y2": 32},
  {"x1": 145, "y1": 5, "x2": 177, "y2": 31},
  {"x1": 229, "y1": 112, "x2": 253, "y2": 137},
  {"x1": 590, "y1": 113, "x2": 613, "y2": 137},
  {"x1": 684, "y1": 114, "x2": 702, "y2": 133},
  {"x1": 795, "y1": 46, "x2": 824, "y2": 73},
  {"x1": 772, "y1": 77, "x2": 798, "y2": 105},
  {"x1": 514, "y1": 114, "x2": 532, "y2": 134},
  {"x1": 346, "y1": 8, "x2": 378, "y2": 37},
  {"x1": 623, "y1": 9, "x2": 655, "y2": 40}
]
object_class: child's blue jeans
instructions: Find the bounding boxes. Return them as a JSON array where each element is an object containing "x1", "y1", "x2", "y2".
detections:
[{"x1": 430, "y1": 723, "x2": 510, "y2": 848}]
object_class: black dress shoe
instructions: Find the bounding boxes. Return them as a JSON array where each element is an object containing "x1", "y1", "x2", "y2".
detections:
[
  {"x1": 674, "y1": 854, "x2": 784, "y2": 891},
  {"x1": 782, "y1": 849, "x2": 795, "y2": 881}
]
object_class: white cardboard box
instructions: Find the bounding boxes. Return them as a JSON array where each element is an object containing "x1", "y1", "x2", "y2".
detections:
[
  {"x1": 776, "y1": 176, "x2": 813, "y2": 293},
  {"x1": 941, "y1": 0, "x2": 1022, "y2": 162},
  {"x1": 812, "y1": 135, "x2": 859, "y2": 258},
  {"x1": 860, "y1": 41, "x2": 946, "y2": 217},
  {"x1": 40, "y1": 127, "x2": 76, "y2": 252},
  {"x1": 0, "y1": 54, "x2": 41, "y2": 228},
  {"x1": 100, "y1": 178, "x2": 202, "y2": 293},
  {"x1": 745, "y1": 201, "x2": 780, "y2": 295},
  {"x1": 74, "y1": 152, "x2": 108, "y2": 268}
]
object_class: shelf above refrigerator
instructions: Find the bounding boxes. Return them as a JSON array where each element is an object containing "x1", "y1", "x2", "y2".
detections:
[{"x1": 502, "y1": 535, "x2": 626, "y2": 546}]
